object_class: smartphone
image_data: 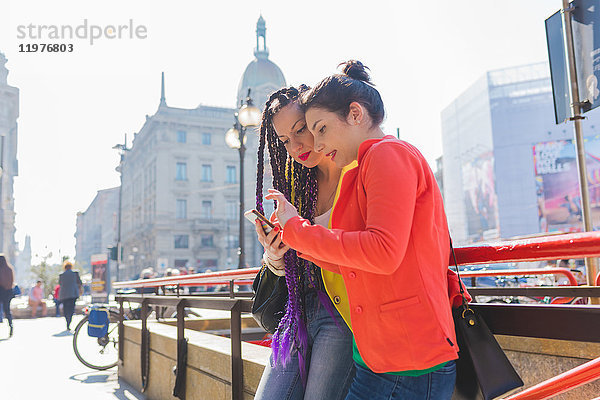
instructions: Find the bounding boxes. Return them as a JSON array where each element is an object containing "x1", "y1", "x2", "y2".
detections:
[{"x1": 244, "y1": 209, "x2": 275, "y2": 234}]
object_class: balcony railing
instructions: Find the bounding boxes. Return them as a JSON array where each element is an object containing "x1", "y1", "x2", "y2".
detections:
[{"x1": 113, "y1": 231, "x2": 600, "y2": 400}]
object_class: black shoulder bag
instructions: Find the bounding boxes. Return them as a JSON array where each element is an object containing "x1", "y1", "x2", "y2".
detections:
[
  {"x1": 251, "y1": 264, "x2": 288, "y2": 333},
  {"x1": 450, "y1": 241, "x2": 524, "y2": 400}
]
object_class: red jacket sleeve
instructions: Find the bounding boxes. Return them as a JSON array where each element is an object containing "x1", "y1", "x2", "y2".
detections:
[
  {"x1": 447, "y1": 269, "x2": 472, "y2": 307},
  {"x1": 282, "y1": 143, "x2": 424, "y2": 275}
]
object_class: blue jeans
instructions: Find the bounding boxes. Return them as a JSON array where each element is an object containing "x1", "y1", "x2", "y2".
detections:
[
  {"x1": 54, "y1": 299, "x2": 61, "y2": 317},
  {"x1": 0, "y1": 288, "x2": 12, "y2": 326},
  {"x1": 254, "y1": 290, "x2": 355, "y2": 400},
  {"x1": 345, "y1": 360, "x2": 456, "y2": 400}
]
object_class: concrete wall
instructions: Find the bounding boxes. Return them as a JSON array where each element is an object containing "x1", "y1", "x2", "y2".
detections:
[
  {"x1": 497, "y1": 335, "x2": 600, "y2": 400},
  {"x1": 119, "y1": 319, "x2": 270, "y2": 400},
  {"x1": 119, "y1": 319, "x2": 600, "y2": 399}
]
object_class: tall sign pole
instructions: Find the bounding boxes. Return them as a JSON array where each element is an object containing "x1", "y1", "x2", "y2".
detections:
[
  {"x1": 113, "y1": 134, "x2": 129, "y2": 282},
  {"x1": 562, "y1": 0, "x2": 599, "y2": 296},
  {"x1": 238, "y1": 124, "x2": 246, "y2": 269}
]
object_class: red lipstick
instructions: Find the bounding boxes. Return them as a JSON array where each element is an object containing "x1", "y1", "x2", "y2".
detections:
[{"x1": 299, "y1": 151, "x2": 311, "y2": 161}]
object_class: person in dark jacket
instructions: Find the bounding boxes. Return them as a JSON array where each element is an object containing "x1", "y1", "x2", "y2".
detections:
[
  {"x1": 58, "y1": 261, "x2": 82, "y2": 330},
  {"x1": 0, "y1": 255, "x2": 15, "y2": 337}
]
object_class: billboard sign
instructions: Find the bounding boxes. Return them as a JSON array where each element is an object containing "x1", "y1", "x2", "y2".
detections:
[
  {"x1": 546, "y1": 0, "x2": 600, "y2": 123},
  {"x1": 573, "y1": 0, "x2": 600, "y2": 113},
  {"x1": 91, "y1": 253, "x2": 109, "y2": 302},
  {"x1": 462, "y1": 151, "x2": 500, "y2": 242},
  {"x1": 533, "y1": 136, "x2": 600, "y2": 232},
  {"x1": 546, "y1": 9, "x2": 572, "y2": 124}
]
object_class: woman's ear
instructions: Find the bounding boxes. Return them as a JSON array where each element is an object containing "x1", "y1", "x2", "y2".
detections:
[{"x1": 346, "y1": 102, "x2": 365, "y2": 126}]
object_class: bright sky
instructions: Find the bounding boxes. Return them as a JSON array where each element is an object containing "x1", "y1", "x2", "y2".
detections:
[{"x1": 1, "y1": 0, "x2": 560, "y2": 264}]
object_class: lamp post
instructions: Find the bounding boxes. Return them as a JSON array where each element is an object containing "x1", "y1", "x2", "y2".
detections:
[
  {"x1": 225, "y1": 89, "x2": 261, "y2": 269},
  {"x1": 113, "y1": 134, "x2": 130, "y2": 281}
]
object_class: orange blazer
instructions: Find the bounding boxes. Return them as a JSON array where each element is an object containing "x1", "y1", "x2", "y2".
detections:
[{"x1": 283, "y1": 136, "x2": 465, "y2": 373}]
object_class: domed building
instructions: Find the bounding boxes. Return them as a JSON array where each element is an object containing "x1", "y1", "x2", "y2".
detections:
[
  {"x1": 94, "y1": 17, "x2": 289, "y2": 279},
  {"x1": 237, "y1": 15, "x2": 286, "y2": 109}
]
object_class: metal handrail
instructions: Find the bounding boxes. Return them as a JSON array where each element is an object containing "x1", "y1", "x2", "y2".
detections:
[
  {"x1": 111, "y1": 232, "x2": 600, "y2": 399},
  {"x1": 116, "y1": 294, "x2": 253, "y2": 400},
  {"x1": 502, "y1": 356, "x2": 600, "y2": 400},
  {"x1": 113, "y1": 232, "x2": 600, "y2": 290},
  {"x1": 460, "y1": 268, "x2": 579, "y2": 286},
  {"x1": 467, "y1": 286, "x2": 600, "y2": 298},
  {"x1": 452, "y1": 232, "x2": 600, "y2": 265},
  {"x1": 113, "y1": 267, "x2": 260, "y2": 288}
]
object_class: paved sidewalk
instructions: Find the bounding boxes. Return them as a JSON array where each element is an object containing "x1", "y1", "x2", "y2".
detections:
[{"x1": 0, "y1": 315, "x2": 145, "y2": 399}]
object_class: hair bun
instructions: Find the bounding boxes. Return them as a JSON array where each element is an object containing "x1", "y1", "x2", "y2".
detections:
[{"x1": 339, "y1": 60, "x2": 371, "y2": 83}]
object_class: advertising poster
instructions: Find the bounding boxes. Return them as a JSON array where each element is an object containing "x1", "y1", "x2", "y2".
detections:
[
  {"x1": 462, "y1": 151, "x2": 500, "y2": 242},
  {"x1": 533, "y1": 136, "x2": 600, "y2": 232},
  {"x1": 546, "y1": 0, "x2": 600, "y2": 122},
  {"x1": 573, "y1": 0, "x2": 600, "y2": 113},
  {"x1": 91, "y1": 253, "x2": 109, "y2": 302}
]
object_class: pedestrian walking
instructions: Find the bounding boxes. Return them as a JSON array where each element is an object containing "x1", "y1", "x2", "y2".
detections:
[
  {"x1": 58, "y1": 261, "x2": 82, "y2": 331},
  {"x1": 0, "y1": 255, "x2": 15, "y2": 337}
]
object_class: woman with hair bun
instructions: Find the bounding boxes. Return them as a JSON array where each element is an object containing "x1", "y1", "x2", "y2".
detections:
[
  {"x1": 253, "y1": 85, "x2": 355, "y2": 400},
  {"x1": 265, "y1": 61, "x2": 468, "y2": 400}
]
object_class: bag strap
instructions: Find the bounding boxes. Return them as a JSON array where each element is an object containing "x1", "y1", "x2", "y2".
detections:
[{"x1": 450, "y1": 238, "x2": 469, "y2": 309}]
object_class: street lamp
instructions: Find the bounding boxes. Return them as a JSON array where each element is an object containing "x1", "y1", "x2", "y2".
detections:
[
  {"x1": 112, "y1": 134, "x2": 130, "y2": 281},
  {"x1": 226, "y1": 89, "x2": 261, "y2": 269}
]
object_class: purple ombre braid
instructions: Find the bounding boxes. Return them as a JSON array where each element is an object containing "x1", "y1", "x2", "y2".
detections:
[{"x1": 255, "y1": 86, "x2": 320, "y2": 376}]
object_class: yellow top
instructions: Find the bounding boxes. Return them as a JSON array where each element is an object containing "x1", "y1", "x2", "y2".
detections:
[{"x1": 320, "y1": 161, "x2": 358, "y2": 329}]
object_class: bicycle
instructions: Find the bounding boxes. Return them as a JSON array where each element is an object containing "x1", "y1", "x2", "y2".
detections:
[
  {"x1": 72, "y1": 304, "x2": 138, "y2": 370},
  {"x1": 72, "y1": 295, "x2": 201, "y2": 370}
]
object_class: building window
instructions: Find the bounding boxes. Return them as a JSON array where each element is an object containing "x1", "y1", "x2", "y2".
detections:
[
  {"x1": 176, "y1": 199, "x2": 187, "y2": 219},
  {"x1": 201, "y1": 235, "x2": 214, "y2": 247},
  {"x1": 174, "y1": 235, "x2": 189, "y2": 249},
  {"x1": 226, "y1": 201, "x2": 237, "y2": 220},
  {"x1": 177, "y1": 130, "x2": 187, "y2": 143},
  {"x1": 176, "y1": 162, "x2": 187, "y2": 181},
  {"x1": 202, "y1": 200, "x2": 212, "y2": 219},
  {"x1": 197, "y1": 259, "x2": 218, "y2": 270},
  {"x1": 227, "y1": 235, "x2": 239, "y2": 249},
  {"x1": 226, "y1": 165, "x2": 237, "y2": 183},
  {"x1": 174, "y1": 259, "x2": 188, "y2": 269},
  {"x1": 201, "y1": 164, "x2": 212, "y2": 182},
  {"x1": 202, "y1": 133, "x2": 211, "y2": 145}
]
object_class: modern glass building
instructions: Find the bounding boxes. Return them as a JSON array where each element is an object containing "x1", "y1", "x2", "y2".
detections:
[{"x1": 442, "y1": 62, "x2": 600, "y2": 244}]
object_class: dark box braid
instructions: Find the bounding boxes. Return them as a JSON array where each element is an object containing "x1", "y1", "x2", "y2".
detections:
[{"x1": 256, "y1": 85, "x2": 321, "y2": 372}]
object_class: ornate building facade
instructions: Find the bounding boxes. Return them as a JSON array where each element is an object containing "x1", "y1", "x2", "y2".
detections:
[
  {"x1": 0, "y1": 53, "x2": 19, "y2": 265},
  {"x1": 117, "y1": 17, "x2": 286, "y2": 279}
]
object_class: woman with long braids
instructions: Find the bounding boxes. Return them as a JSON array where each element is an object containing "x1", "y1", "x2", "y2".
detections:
[
  {"x1": 253, "y1": 85, "x2": 355, "y2": 400},
  {"x1": 266, "y1": 61, "x2": 468, "y2": 400}
]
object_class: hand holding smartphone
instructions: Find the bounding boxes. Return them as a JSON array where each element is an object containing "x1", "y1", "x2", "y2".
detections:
[{"x1": 244, "y1": 209, "x2": 275, "y2": 234}]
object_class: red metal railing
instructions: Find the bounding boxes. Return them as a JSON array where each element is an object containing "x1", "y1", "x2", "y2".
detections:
[
  {"x1": 502, "y1": 356, "x2": 600, "y2": 400},
  {"x1": 112, "y1": 267, "x2": 259, "y2": 289},
  {"x1": 452, "y1": 231, "x2": 600, "y2": 265},
  {"x1": 114, "y1": 232, "x2": 598, "y2": 289},
  {"x1": 460, "y1": 268, "x2": 578, "y2": 286},
  {"x1": 113, "y1": 232, "x2": 600, "y2": 399}
]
